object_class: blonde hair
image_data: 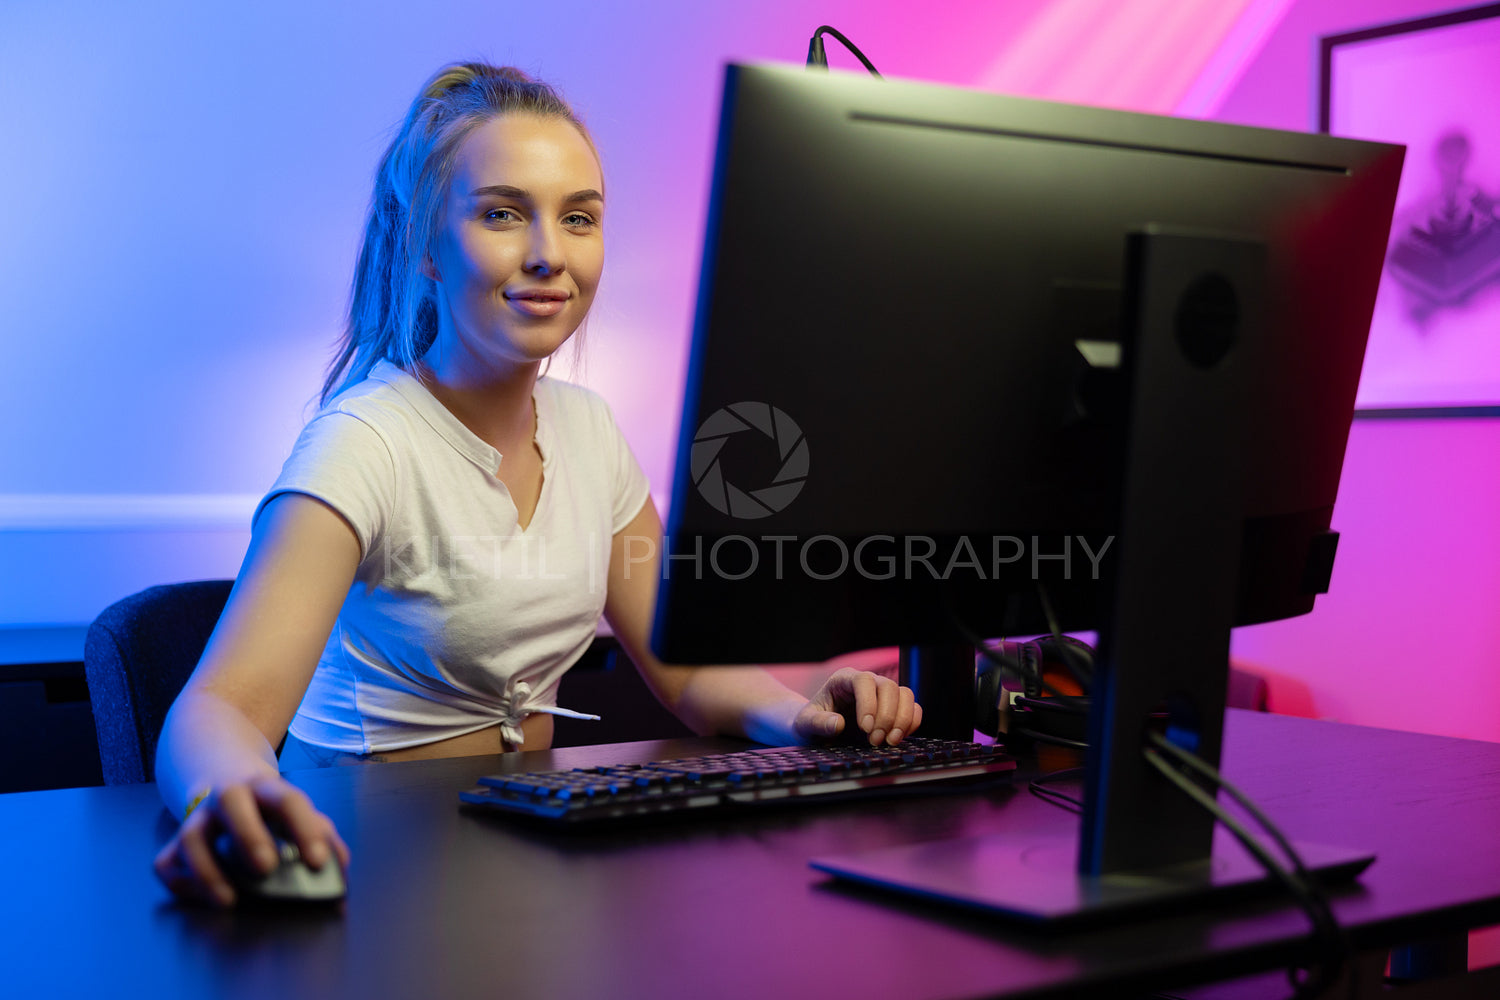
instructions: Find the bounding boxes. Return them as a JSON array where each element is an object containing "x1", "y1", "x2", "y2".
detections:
[{"x1": 322, "y1": 63, "x2": 593, "y2": 404}]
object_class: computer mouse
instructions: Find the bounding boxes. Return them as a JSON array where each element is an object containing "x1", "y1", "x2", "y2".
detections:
[{"x1": 211, "y1": 828, "x2": 347, "y2": 904}]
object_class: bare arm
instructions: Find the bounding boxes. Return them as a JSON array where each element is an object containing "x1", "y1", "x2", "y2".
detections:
[
  {"x1": 602, "y1": 498, "x2": 921, "y2": 746},
  {"x1": 152, "y1": 492, "x2": 358, "y2": 904}
]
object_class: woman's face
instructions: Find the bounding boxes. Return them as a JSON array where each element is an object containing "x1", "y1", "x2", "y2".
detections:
[{"x1": 427, "y1": 113, "x2": 604, "y2": 373}]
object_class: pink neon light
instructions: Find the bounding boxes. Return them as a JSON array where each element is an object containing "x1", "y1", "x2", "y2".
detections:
[
  {"x1": 975, "y1": 0, "x2": 1261, "y2": 114},
  {"x1": 1175, "y1": 0, "x2": 1297, "y2": 117}
]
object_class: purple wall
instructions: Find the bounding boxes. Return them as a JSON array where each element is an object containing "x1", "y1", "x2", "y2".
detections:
[{"x1": 1212, "y1": 0, "x2": 1500, "y2": 743}]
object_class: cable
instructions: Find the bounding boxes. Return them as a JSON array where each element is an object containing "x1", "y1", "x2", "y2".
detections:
[
  {"x1": 1016, "y1": 727, "x2": 1089, "y2": 750},
  {"x1": 1028, "y1": 784, "x2": 1082, "y2": 814},
  {"x1": 805, "y1": 26, "x2": 883, "y2": 76},
  {"x1": 1035, "y1": 582, "x2": 1094, "y2": 690},
  {"x1": 1033, "y1": 754, "x2": 1346, "y2": 999},
  {"x1": 1144, "y1": 734, "x2": 1354, "y2": 1000},
  {"x1": 1146, "y1": 732, "x2": 1325, "y2": 899},
  {"x1": 1144, "y1": 751, "x2": 1345, "y2": 1000},
  {"x1": 1147, "y1": 731, "x2": 1353, "y2": 998},
  {"x1": 1013, "y1": 695, "x2": 1087, "y2": 715},
  {"x1": 1028, "y1": 766, "x2": 1084, "y2": 813}
]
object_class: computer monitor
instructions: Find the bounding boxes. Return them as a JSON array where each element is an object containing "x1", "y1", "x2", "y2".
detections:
[{"x1": 651, "y1": 63, "x2": 1403, "y2": 922}]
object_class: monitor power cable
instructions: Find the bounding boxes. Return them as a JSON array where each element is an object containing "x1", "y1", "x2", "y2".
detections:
[
  {"x1": 1143, "y1": 732, "x2": 1355, "y2": 1000},
  {"x1": 1022, "y1": 732, "x2": 1353, "y2": 999},
  {"x1": 805, "y1": 26, "x2": 883, "y2": 77}
]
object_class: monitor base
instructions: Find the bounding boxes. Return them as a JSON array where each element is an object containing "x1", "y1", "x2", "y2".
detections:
[{"x1": 811, "y1": 828, "x2": 1373, "y2": 929}]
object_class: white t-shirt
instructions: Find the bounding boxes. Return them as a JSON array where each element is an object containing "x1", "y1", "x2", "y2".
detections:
[{"x1": 255, "y1": 360, "x2": 651, "y2": 753}]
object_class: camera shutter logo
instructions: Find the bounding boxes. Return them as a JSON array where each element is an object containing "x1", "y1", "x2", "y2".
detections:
[{"x1": 690, "y1": 402, "x2": 809, "y2": 519}]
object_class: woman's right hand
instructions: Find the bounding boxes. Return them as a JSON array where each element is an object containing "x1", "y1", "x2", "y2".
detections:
[{"x1": 153, "y1": 775, "x2": 350, "y2": 908}]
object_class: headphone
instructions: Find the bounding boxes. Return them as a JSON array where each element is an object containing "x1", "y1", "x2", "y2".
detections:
[{"x1": 974, "y1": 636, "x2": 1095, "y2": 748}]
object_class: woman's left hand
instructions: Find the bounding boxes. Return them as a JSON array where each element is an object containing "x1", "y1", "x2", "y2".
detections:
[{"x1": 794, "y1": 667, "x2": 922, "y2": 746}]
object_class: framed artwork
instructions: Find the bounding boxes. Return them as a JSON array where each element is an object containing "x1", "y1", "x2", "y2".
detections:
[{"x1": 1321, "y1": 2, "x2": 1500, "y2": 416}]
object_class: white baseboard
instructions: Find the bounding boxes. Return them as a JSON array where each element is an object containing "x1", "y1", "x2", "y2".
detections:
[
  {"x1": 0, "y1": 494, "x2": 259, "y2": 532},
  {"x1": 0, "y1": 499, "x2": 254, "y2": 629}
]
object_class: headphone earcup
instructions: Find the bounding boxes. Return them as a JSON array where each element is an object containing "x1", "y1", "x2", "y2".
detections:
[
  {"x1": 1010, "y1": 636, "x2": 1091, "y2": 747},
  {"x1": 974, "y1": 644, "x2": 1005, "y2": 737},
  {"x1": 974, "y1": 639, "x2": 1037, "y2": 737},
  {"x1": 1033, "y1": 635, "x2": 1095, "y2": 688}
]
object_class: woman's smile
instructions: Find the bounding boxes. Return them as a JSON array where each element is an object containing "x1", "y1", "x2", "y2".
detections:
[{"x1": 504, "y1": 287, "x2": 571, "y2": 317}]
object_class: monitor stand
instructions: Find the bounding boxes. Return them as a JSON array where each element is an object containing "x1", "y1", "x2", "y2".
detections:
[
  {"x1": 814, "y1": 230, "x2": 1374, "y2": 926},
  {"x1": 899, "y1": 644, "x2": 978, "y2": 741}
]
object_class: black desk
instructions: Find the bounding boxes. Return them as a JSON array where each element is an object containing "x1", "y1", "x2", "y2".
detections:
[{"x1": 6, "y1": 711, "x2": 1500, "y2": 999}]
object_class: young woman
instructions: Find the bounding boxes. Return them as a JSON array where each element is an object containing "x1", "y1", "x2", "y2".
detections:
[{"x1": 153, "y1": 63, "x2": 922, "y2": 907}]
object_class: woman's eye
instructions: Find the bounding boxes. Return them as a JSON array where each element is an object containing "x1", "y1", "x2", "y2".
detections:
[
  {"x1": 485, "y1": 208, "x2": 517, "y2": 223},
  {"x1": 564, "y1": 213, "x2": 597, "y2": 229}
]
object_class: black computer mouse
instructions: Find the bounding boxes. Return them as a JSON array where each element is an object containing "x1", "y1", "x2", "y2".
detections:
[{"x1": 211, "y1": 828, "x2": 347, "y2": 904}]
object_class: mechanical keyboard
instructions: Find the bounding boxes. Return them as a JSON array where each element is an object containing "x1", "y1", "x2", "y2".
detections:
[{"x1": 459, "y1": 737, "x2": 1016, "y2": 826}]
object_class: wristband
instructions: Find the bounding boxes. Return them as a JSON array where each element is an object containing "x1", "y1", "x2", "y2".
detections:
[{"x1": 183, "y1": 787, "x2": 212, "y2": 819}]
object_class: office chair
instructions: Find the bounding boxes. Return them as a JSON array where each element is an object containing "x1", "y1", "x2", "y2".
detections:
[
  {"x1": 80, "y1": 580, "x2": 675, "y2": 774},
  {"x1": 84, "y1": 579, "x2": 234, "y2": 785}
]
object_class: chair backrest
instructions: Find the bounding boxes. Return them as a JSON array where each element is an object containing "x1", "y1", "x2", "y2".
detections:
[{"x1": 84, "y1": 580, "x2": 233, "y2": 785}]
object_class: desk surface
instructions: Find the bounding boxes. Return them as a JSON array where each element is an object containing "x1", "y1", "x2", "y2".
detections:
[{"x1": 6, "y1": 710, "x2": 1500, "y2": 1000}]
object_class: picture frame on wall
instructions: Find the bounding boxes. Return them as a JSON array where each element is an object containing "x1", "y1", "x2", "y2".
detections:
[{"x1": 1321, "y1": 2, "x2": 1500, "y2": 416}]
